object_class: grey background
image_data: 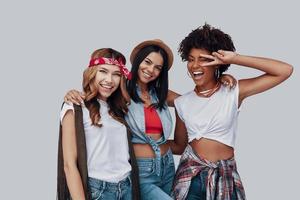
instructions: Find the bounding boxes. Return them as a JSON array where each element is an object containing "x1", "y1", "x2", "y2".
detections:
[{"x1": 0, "y1": 0, "x2": 299, "y2": 199}]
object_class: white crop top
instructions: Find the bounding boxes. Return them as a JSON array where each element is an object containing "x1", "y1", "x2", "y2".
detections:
[
  {"x1": 174, "y1": 84, "x2": 240, "y2": 148},
  {"x1": 60, "y1": 99, "x2": 131, "y2": 183}
]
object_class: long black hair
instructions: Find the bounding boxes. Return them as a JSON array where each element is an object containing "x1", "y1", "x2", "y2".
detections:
[{"x1": 127, "y1": 45, "x2": 169, "y2": 110}]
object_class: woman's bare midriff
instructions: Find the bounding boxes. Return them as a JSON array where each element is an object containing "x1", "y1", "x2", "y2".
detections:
[
  {"x1": 133, "y1": 133, "x2": 170, "y2": 158},
  {"x1": 190, "y1": 138, "x2": 234, "y2": 162}
]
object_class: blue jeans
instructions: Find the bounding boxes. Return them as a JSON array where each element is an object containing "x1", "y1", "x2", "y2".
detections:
[
  {"x1": 186, "y1": 170, "x2": 238, "y2": 200},
  {"x1": 88, "y1": 176, "x2": 132, "y2": 200},
  {"x1": 137, "y1": 149, "x2": 175, "y2": 200}
]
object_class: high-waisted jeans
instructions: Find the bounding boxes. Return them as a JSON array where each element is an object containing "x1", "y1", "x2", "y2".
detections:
[
  {"x1": 88, "y1": 175, "x2": 132, "y2": 200},
  {"x1": 137, "y1": 149, "x2": 175, "y2": 200}
]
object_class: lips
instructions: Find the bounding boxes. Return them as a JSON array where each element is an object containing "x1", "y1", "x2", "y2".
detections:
[
  {"x1": 193, "y1": 71, "x2": 204, "y2": 75},
  {"x1": 142, "y1": 71, "x2": 153, "y2": 79},
  {"x1": 192, "y1": 71, "x2": 204, "y2": 79},
  {"x1": 99, "y1": 83, "x2": 113, "y2": 91}
]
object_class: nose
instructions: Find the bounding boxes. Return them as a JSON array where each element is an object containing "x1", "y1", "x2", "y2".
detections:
[
  {"x1": 148, "y1": 64, "x2": 155, "y2": 73},
  {"x1": 104, "y1": 73, "x2": 113, "y2": 83},
  {"x1": 192, "y1": 59, "x2": 199, "y2": 69}
]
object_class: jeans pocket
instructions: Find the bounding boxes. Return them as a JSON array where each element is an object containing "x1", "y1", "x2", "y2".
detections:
[
  {"x1": 88, "y1": 180, "x2": 104, "y2": 200},
  {"x1": 165, "y1": 152, "x2": 175, "y2": 172},
  {"x1": 89, "y1": 187, "x2": 103, "y2": 200}
]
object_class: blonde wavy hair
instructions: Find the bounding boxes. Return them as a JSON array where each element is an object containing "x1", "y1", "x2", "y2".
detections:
[{"x1": 82, "y1": 48, "x2": 129, "y2": 127}]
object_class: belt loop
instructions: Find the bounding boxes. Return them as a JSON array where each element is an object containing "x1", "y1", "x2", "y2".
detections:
[
  {"x1": 128, "y1": 175, "x2": 132, "y2": 186},
  {"x1": 102, "y1": 180, "x2": 106, "y2": 191},
  {"x1": 118, "y1": 180, "x2": 122, "y2": 200}
]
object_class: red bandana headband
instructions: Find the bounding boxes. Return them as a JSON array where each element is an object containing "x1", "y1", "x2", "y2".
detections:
[{"x1": 88, "y1": 57, "x2": 132, "y2": 80}]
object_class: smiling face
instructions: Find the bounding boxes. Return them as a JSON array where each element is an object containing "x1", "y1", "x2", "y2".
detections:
[
  {"x1": 94, "y1": 64, "x2": 121, "y2": 101},
  {"x1": 137, "y1": 52, "x2": 164, "y2": 86},
  {"x1": 187, "y1": 48, "x2": 218, "y2": 90}
]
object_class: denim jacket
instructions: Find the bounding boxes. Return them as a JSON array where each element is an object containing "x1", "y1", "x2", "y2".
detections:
[{"x1": 125, "y1": 86, "x2": 173, "y2": 176}]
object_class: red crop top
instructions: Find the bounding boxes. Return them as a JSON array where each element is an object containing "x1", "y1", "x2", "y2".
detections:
[{"x1": 144, "y1": 106, "x2": 163, "y2": 134}]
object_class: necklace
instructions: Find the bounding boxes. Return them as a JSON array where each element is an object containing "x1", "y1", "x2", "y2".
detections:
[
  {"x1": 194, "y1": 81, "x2": 221, "y2": 97},
  {"x1": 141, "y1": 92, "x2": 150, "y2": 100}
]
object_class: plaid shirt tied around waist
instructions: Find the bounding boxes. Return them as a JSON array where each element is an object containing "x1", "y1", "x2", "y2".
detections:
[{"x1": 172, "y1": 145, "x2": 246, "y2": 200}]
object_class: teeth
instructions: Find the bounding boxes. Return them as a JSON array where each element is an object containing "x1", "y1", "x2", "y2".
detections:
[
  {"x1": 100, "y1": 84, "x2": 113, "y2": 89},
  {"x1": 143, "y1": 71, "x2": 152, "y2": 78},
  {"x1": 193, "y1": 71, "x2": 204, "y2": 75}
]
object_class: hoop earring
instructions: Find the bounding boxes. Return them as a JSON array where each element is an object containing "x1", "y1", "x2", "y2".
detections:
[
  {"x1": 187, "y1": 70, "x2": 192, "y2": 78},
  {"x1": 214, "y1": 69, "x2": 220, "y2": 79}
]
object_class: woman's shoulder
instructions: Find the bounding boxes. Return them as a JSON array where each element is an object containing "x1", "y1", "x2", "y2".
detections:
[
  {"x1": 174, "y1": 90, "x2": 195, "y2": 107},
  {"x1": 176, "y1": 90, "x2": 194, "y2": 101}
]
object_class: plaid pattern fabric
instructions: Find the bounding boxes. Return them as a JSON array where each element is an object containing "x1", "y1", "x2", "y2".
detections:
[{"x1": 172, "y1": 145, "x2": 246, "y2": 200}]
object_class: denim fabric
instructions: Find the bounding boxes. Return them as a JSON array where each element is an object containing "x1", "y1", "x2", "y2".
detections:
[
  {"x1": 136, "y1": 149, "x2": 175, "y2": 200},
  {"x1": 88, "y1": 175, "x2": 132, "y2": 200},
  {"x1": 125, "y1": 86, "x2": 173, "y2": 144},
  {"x1": 125, "y1": 86, "x2": 173, "y2": 176},
  {"x1": 186, "y1": 170, "x2": 238, "y2": 200}
]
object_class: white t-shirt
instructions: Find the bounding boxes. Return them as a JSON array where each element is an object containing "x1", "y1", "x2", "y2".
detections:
[
  {"x1": 174, "y1": 84, "x2": 240, "y2": 148},
  {"x1": 60, "y1": 99, "x2": 131, "y2": 183}
]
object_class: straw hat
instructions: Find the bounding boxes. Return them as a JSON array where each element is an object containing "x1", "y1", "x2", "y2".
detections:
[{"x1": 130, "y1": 39, "x2": 174, "y2": 70}]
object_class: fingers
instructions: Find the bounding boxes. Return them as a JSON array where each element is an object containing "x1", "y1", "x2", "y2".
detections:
[
  {"x1": 67, "y1": 94, "x2": 80, "y2": 105},
  {"x1": 200, "y1": 53, "x2": 222, "y2": 67},
  {"x1": 226, "y1": 75, "x2": 234, "y2": 88},
  {"x1": 72, "y1": 90, "x2": 84, "y2": 105},
  {"x1": 212, "y1": 52, "x2": 224, "y2": 60},
  {"x1": 228, "y1": 79, "x2": 235, "y2": 89},
  {"x1": 227, "y1": 75, "x2": 237, "y2": 89},
  {"x1": 64, "y1": 96, "x2": 72, "y2": 105},
  {"x1": 220, "y1": 74, "x2": 237, "y2": 89},
  {"x1": 220, "y1": 78, "x2": 230, "y2": 87},
  {"x1": 222, "y1": 81, "x2": 229, "y2": 86},
  {"x1": 199, "y1": 54, "x2": 215, "y2": 60},
  {"x1": 199, "y1": 54, "x2": 217, "y2": 67},
  {"x1": 217, "y1": 50, "x2": 226, "y2": 54},
  {"x1": 201, "y1": 61, "x2": 218, "y2": 67},
  {"x1": 80, "y1": 92, "x2": 86, "y2": 99},
  {"x1": 64, "y1": 90, "x2": 84, "y2": 105},
  {"x1": 231, "y1": 78, "x2": 237, "y2": 89}
]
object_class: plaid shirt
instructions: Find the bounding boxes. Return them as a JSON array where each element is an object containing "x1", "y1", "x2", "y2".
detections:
[{"x1": 172, "y1": 145, "x2": 246, "y2": 200}]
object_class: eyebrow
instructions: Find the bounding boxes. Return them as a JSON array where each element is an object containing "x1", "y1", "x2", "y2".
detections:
[
  {"x1": 99, "y1": 66, "x2": 121, "y2": 73},
  {"x1": 145, "y1": 57, "x2": 153, "y2": 63},
  {"x1": 98, "y1": 67, "x2": 108, "y2": 71},
  {"x1": 188, "y1": 55, "x2": 211, "y2": 60}
]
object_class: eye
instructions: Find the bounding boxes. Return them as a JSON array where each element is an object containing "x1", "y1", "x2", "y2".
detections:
[
  {"x1": 98, "y1": 69, "x2": 107, "y2": 73},
  {"x1": 144, "y1": 60, "x2": 151, "y2": 65},
  {"x1": 155, "y1": 66, "x2": 162, "y2": 71},
  {"x1": 113, "y1": 73, "x2": 121, "y2": 77},
  {"x1": 187, "y1": 57, "x2": 194, "y2": 62},
  {"x1": 201, "y1": 58, "x2": 212, "y2": 62}
]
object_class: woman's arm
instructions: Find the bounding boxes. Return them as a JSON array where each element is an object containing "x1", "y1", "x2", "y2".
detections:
[
  {"x1": 62, "y1": 110, "x2": 86, "y2": 200},
  {"x1": 201, "y1": 50, "x2": 293, "y2": 106},
  {"x1": 231, "y1": 54, "x2": 293, "y2": 104},
  {"x1": 168, "y1": 109, "x2": 188, "y2": 155},
  {"x1": 166, "y1": 89, "x2": 180, "y2": 107}
]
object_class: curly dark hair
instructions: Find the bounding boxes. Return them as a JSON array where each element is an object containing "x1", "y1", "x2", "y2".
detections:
[{"x1": 178, "y1": 23, "x2": 235, "y2": 76}]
